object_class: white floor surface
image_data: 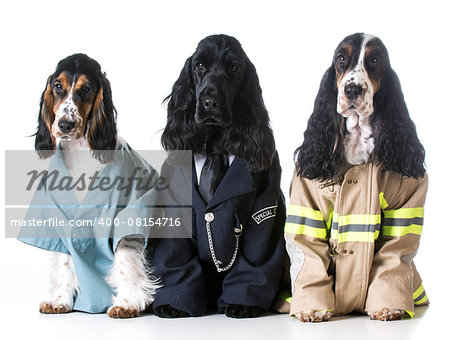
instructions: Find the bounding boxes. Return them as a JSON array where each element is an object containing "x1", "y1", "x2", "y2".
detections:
[{"x1": 1, "y1": 239, "x2": 446, "y2": 340}]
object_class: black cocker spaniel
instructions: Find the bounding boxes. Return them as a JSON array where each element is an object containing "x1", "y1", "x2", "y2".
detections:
[
  {"x1": 161, "y1": 34, "x2": 275, "y2": 172},
  {"x1": 154, "y1": 34, "x2": 286, "y2": 319}
]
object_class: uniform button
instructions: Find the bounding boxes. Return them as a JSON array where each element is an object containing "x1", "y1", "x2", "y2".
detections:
[
  {"x1": 342, "y1": 249, "x2": 348, "y2": 254},
  {"x1": 204, "y1": 212, "x2": 215, "y2": 222},
  {"x1": 349, "y1": 250, "x2": 354, "y2": 254},
  {"x1": 353, "y1": 179, "x2": 358, "y2": 184}
]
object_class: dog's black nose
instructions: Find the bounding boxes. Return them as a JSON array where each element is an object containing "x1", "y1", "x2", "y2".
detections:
[
  {"x1": 202, "y1": 97, "x2": 219, "y2": 111},
  {"x1": 58, "y1": 120, "x2": 75, "y2": 133},
  {"x1": 344, "y1": 84, "x2": 363, "y2": 100}
]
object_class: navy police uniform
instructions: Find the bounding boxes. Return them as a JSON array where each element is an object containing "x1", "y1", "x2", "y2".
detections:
[{"x1": 153, "y1": 153, "x2": 286, "y2": 316}]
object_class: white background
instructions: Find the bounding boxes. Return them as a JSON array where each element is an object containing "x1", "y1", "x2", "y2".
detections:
[{"x1": 0, "y1": 1, "x2": 448, "y2": 339}]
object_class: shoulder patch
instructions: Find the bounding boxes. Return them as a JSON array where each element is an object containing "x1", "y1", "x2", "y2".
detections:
[{"x1": 252, "y1": 205, "x2": 277, "y2": 224}]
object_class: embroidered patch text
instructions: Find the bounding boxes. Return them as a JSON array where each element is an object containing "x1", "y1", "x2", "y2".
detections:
[{"x1": 252, "y1": 205, "x2": 277, "y2": 224}]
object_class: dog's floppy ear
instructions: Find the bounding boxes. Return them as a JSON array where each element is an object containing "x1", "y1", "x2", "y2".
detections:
[
  {"x1": 34, "y1": 76, "x2": 56, "y2": 159},
  {"x1": 371, "y1": 68, "x2": 425, "y2": 178},
  {"x1": 295, "y1": 66, "x2": 345, "y2": 180},
  {"x1": 161, "y1": 56, "x2": 203, "y2": 153},
  {"x1": 88, "y1": 74, "x2": 117, "y2": 163},
  {"x1": 224, "y1": 59, "x2": 275, "y2": 173}
]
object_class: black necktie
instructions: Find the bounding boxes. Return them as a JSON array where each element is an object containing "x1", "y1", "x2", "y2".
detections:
[{"x1": 199, "y1": 141, "x2": 229, "y2": 203}]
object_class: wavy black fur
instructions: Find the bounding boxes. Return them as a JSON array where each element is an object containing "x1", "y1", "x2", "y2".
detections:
[
  {"x1": 295, "y1": 37, "x2": 425, "y2": 180},
  {"x1": 161, "y1": 35, "x2": 275, "y2": 173},
  {"x1": 370, "y1": 68, "x2": 425, "y2": 178}
]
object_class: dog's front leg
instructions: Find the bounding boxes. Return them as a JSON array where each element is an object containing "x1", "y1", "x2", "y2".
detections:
[
  {"x1": 39, "y1": 252, "x2": 78, "y2": 314},
  {"x1": 107, "y1": 237, "x2": 159, "y2": 318}
]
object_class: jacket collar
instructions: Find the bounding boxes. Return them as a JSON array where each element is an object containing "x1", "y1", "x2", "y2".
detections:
[{"x1": 192, "y1": 157, "x2": 255, "y2": 210}]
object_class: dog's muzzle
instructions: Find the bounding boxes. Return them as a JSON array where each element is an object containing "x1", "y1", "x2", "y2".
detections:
[
  {"x1": 52, "y1": 95, "x2": 83, "y2": 138},
  {"x1": 337, "y1": 68, "x2": 374, "y2": 118},
  {"x1": 195, "y1": 92, "x2": 232, "y2": 126}
]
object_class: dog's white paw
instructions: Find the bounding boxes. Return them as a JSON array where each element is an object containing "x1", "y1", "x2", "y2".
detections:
[
  {"x1": 296, "y1": 310, "x2": 332, "y2": 322},
  {"x1": 39, "y1": 301, "x2": 72, "y2": 314},
  {"x1": 369, "y1": 308, "x2": 405, "y2": 321}
]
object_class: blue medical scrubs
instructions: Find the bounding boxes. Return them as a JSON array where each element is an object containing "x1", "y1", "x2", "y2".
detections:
[{"x1": 18, "y1": 141, "x2": 158, "y2": 313}]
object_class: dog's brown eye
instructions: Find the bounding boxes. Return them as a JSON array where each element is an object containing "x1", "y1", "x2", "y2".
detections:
[
  {"x1": 195, "y1": 62, "x2": 206, "y2": 72},
  {"x1": 54, "y1": 83, "x2": 63, "y2": 93},
  {"x1": 370, "y1": 57, "x2": 378, "y2": 66},
  {"x1": 338, "y1": 55, "x2": 347, "y2": 65},
  {"x1": 231, "y1": 64, "x2": 239, "y2": 72},
  {"x1": 82, "y1": 85, "x2": 91, "y2": 93}
]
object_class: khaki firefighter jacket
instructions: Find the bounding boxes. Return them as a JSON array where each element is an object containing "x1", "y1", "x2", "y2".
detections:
[{"x1": 285, "y1": 162, "x2": 429, "y2": 316}]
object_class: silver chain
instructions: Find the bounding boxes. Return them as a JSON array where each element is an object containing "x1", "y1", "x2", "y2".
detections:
[{"x1": 204, "y1": 212, "x2": 242, "y2": 273}]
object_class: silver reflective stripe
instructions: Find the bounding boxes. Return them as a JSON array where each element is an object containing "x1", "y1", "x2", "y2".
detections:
[
  {"x1": 383, "y1": 217, "x2": 424, "y2": 226},
  {"x1": 331, "y1": 222, "x2": 380, "y2": 233},
  {"x1": 414, "y1": 291, "x2": 426, "y2": 303},
  {"x1": 286, "y1": 215, "x2": 326, "y2": 229}
]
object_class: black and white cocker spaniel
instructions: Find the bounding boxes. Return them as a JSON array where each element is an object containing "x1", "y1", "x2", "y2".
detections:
[
  {"x1": 154, "y1": 34, "x2": 286, "y2": 319},
  {"x1": 290, "y1": 33, "x2": 427, "y2": 322},
  {"x1": 296, "y1": 33, "x2": 425, "y2": 179}
]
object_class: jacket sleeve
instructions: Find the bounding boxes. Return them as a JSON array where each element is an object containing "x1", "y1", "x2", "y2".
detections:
[
  {"x1": 285, "y1": 173, "x2": 335, "y2": 315},
  {"x1": 151, "y1": 160, "x2": 207, "y2": 316},
  {"x1": 365, "y1": 173, "x2": 429, "y2": 315},
  {"x1": 152, "y1": 235, "x2": 207, "y2": 316},
  {"x1": 220, "y1": 154, "x2": 286, "y2": 311}
]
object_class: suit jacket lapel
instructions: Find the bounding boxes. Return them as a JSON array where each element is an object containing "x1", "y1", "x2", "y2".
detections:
[{"x1": 204, "y1": 157, "x2": 255, "y2": 209}]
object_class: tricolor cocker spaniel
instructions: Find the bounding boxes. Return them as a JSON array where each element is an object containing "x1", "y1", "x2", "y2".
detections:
[
  {"x1": 27, "y1": 54, "x2": 159, "y2": 318},
  {"x1": 287, "y1": 33, "x2": 428, "y2": 322}
]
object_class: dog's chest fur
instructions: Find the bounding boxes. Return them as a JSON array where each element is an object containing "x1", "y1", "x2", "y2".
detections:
[{"x1": 343, "y1": 112, "x2": 374, "y2": 165}]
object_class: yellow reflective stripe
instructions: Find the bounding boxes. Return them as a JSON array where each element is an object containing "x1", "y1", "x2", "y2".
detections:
[
  {"x1": 286, "y1": 205, "x2": 328, "y2": 238},
  {"x1": 413, "y1": 284, "x2": 425, "y2": 300},
  {"x1": 330, "y1": 213, "x2": 381, "y2": 243},
  {"x1": 384, "y1": 207, "x2": 424, "y2": 219},
  {"x1": 413, "y1": 283, "x2": 428, "y2": 305},
  {"x1": 404, "y1": 310, "x2": 415, "y2": 318},
  {"x1": 288, "y1": 205, "x2": 323, "y2": 220},
  {"x1": 335, "y1": 214, "x2": 381, "y2": 226},
  {"x1": 285, "y1": 223, "x2": 328, "y2": 238},
  {"x1": 330, "y1": 228, "x2": 337, "y2": 240},
  {"x1": 279, "y1": 292, "x2": 292, "y2": 303},
  {"x1": 383, "y1": 225, "x2": 423, "y2": 236},
  {"x1": 326, "y1": 211, "x2": 334, "y2": 230},
  {"x1": 383, "y1": 208, "x2": 424, "y2": 236},
  {"x1": 330, "y1": 230, "x2": 380, "y2": 242},
  {"x1": 379, "y1": 192, "x2": 389, "y2": 210},
  {"x1": 415, "y1": 295, "x2": 428, "y2": 305}
]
